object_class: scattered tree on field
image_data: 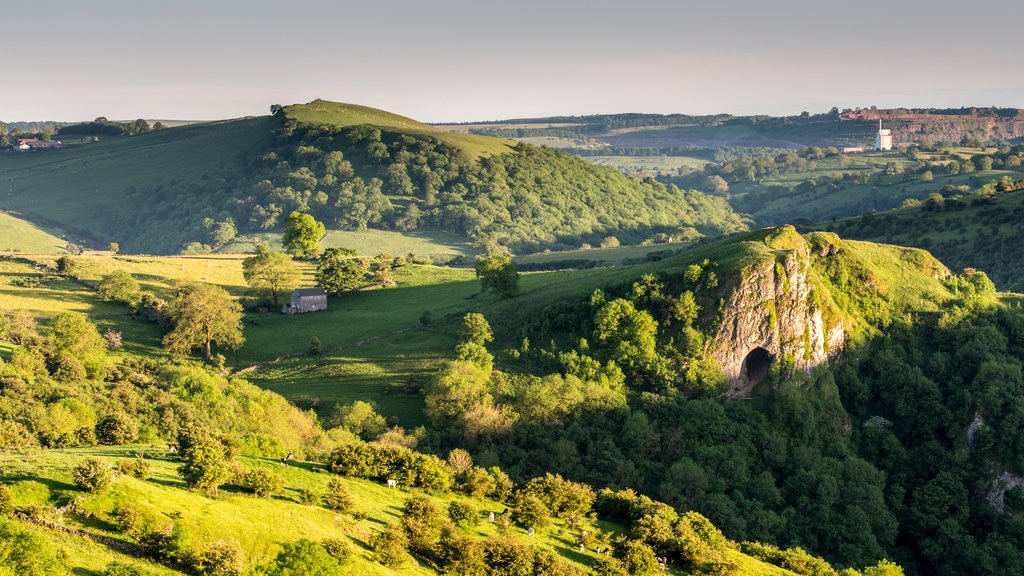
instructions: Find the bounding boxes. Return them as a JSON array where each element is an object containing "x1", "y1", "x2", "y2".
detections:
[
  {"x1": 162, "y1": 283, "x2": 244, "y2": 361},
  {"x1": 242, "y1": 243, "x2": 299, "y2": 305},
  {"x1": 315, "y1": 247, "x2": 366, "y2": 295},
  {"x1": 475, "y1": 254, "x2": 519, "y2": 299}
]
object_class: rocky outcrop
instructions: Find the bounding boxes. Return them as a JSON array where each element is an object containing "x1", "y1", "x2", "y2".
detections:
[{"x1": 711, "y1": 227, "x2": 844, "y2": 397}]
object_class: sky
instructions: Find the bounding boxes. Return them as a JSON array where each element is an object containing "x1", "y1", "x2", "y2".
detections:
[{"x1": 5, "y1": 0, "x2": 1023, "y2": 123}]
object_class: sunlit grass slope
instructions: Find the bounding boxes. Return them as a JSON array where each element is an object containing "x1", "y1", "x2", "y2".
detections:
[
  {"x1": 282, "y1": 99, "x2": 516, "y2": 159},
  {"x1": 0, "y1": 444, "x2": 799, "y2": 575}
]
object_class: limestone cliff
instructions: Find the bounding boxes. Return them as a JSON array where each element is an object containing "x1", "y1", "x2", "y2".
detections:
[{"x1": 710, "y1": 227, "x2": 844, "y2": 397}]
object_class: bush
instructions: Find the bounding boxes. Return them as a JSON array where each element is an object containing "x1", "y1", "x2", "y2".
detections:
[
  {"x1": 297, "y1": 488, "x2": 322, "y2": 506},
  {"x1": 323, "y1": 477, "x2": 354, "y2": 514},
  {"x1": 194, "y1": 539, "x2": 245, "y2": 576},
  {"x1": 401, "y1": 493, "x2": 445, "y2": 552},
  {"x1": 370, "y1": 523, "x2": 408, "y2": 568},
  {"x1": 111, "y1": 500, "x2": 155, "y2": 537},
  {"x1": 253, "y1": 539, "x2": 343, "y2": 575},
  {"x1": 117, "y1": 456, "x2": 152, "y2": 480},
  {"x1": 242, "y1": 467, "x2": 285, "y2": 498},
  {"x1": 448, "y1": 500, "x2": 479, "y2": 528},
  {"x1": 73, "y1": 457, "x2": 115, "y2": 493},
  {"x1": 321, "y1": 537, "x2": 353, "y2": 563},
  {"x1": 0, "y1": 484, "x2": 13, "y2": 516},
  {"x1": 96, "y1": 413, "x2": 139, "y2": 445}
]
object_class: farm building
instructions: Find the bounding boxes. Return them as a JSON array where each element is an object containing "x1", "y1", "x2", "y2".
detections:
[{"x1": 283, "y1": 287, "x2": 327, "y2": 314}]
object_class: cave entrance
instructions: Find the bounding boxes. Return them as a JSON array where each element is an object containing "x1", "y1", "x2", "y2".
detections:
[{"x1": 742, "y1": 347, "x2": 774, "y2": 388}]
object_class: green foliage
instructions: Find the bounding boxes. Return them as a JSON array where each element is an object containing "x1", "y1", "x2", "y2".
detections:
[
  {"x1": 96, "y1": 413, "x2": 139, "y2": 445},
  {"x1": 242, "y1": 466, "x2": 285, "y2": 498},
  {"x1": 253, "y1": 539, "x2": 343, "y2": 576},
  {"x1": 117, "y1": 456, "x2": 151, "y2": 480},
  {"x1": 99, "y1": 270, "x2": 141, "y2": 305},
  {"x1": 178, "y1": 428, "x2": 231, "y2": 491},
  {"x1": 402, "y1": 493, "x2": 446, "y2": 552},
  {"x1": 103, "y1": 562, "x2": 149, "y2": 576},
  {"x1": 448, "y1": 499, "x2": 479, "y2": 528},
  {"x1": 282, "y1": 212, "x2": 325, "y2": 258},
  {"x1": 315, "y1": 247, "x2": 366, "y2": 295},
  {"x1": 0, "y1": 485, "x2": 13, "y2": 517},
  {"x1": 194, "y1": 539, "x2": 244, "y2": 576},
  {"x1": 0, "y1": 519, "x2": 68, "y2": 575},
  {"x1": 476, "y1": 254, "x2": 520, "y2": 299},
  {"x1": 242, "y1": 244, "x2": 299, "y2": 305},
  {"x1": 322, "y1": 477, "x2": 354, "y2": 514},
  {"x1": 371, "y1": 522, "x2": 409, "y2": 567},
  {"x1": 73, "y1": 457, "x2": 115, "y2": 493},
  {"x1": 162, "y1": 283, "x2": 245, "y2": 361}
]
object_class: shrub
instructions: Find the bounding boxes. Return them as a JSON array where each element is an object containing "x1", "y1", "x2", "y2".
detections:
[
  {"x1": 96, "y1": 413, "x2": 139, "y2": 445},
  {"x1": 117, "y1": 456, "x2": 152, "y2": 480},
  {"x1": 401, "y1": 493, "x2": 445, "y2": 552},
  {"x1": 242, "y1": 467, "x2": 285, "y2": 498},
  {"x1": 323, "y1": 477, "x2": 354, "y2": 513},
  {"x1": 195, "y1": 539, "x2": 245, "y2": 576},
  {"x1": 0, "y1": 419, "x2": 35, "y2": 448},
  {"x1": 370, "y1": 523, "x2": 408, "y2": 568},
  {"x1": 297, "y1": 488, "x2": 322, "y2": 506},
  {"x1": 111, "y1": 500, "x2": 155, "y2": 537},
  {"x1": 320, "y1": 537, "x2": 353, "y2": 563},
  {"x1": 138, "y1": 523, "x2": 192, "y2": 565},
  {"x1": 0, "y1": 484, "x2": 13, "y2": 516},
  {"x1": 448, "y1": 500, "x2": 479, "y2": 528},
  {"x1": 253, "y1": 539, "x2": 342, "y2": 575},
  {"x1": 73, "y1": 458, "x2": 115, "y2": 493}
]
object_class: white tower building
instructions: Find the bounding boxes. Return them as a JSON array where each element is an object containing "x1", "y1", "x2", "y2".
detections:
[{"x1": 875, "y1": 118, "x2": 892, "y2": 150}]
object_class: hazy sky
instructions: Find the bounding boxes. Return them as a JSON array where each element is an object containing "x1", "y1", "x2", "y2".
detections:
[{"x1": 5, "y1": 0, "x2": 1022, "y2": 123}]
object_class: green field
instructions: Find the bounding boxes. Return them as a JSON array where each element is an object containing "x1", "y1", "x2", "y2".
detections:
[{"x1": 0, "y1": 212, "x2": 68, "y2": 253}]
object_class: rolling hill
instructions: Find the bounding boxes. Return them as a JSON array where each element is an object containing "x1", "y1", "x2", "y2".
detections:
[{"x1": 0, "y1": 100, "x2": 746, "y2": 256}]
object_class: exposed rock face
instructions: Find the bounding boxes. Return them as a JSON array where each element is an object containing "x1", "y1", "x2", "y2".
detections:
[{"x1": 711, "y1": 228, "x2": 844, "y2": 397}]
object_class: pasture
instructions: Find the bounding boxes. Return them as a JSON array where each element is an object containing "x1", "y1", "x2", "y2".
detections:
[{"x1": 0, "y1": 212, "x2": 68, "y2": 253}]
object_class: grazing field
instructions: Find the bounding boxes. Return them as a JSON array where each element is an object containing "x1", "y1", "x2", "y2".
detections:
[{"x1": 0, "y1": 212, "x2": 68, "y2": 253}]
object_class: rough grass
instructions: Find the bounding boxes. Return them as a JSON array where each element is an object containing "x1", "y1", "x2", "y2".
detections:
[
  {"x1": 0, "y1": 212, "x2": 68, "y2": 253},
  {"x1": 283, "y1": 100, "x2": 515, "y2": 159}
]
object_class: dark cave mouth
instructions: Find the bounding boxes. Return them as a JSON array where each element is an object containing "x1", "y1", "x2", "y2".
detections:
[{"x1": 742, "y1": 347, "x2": 774, "y2": 387}]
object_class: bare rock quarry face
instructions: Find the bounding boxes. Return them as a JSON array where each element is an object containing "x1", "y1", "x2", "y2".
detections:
[{"x1": 711, "y1": 229, "x2": 844, "y2": 397}]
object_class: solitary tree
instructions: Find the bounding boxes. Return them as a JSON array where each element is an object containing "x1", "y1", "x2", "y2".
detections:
[
  {"x1": 162, "y1": 283, "x2": 244, "y2": 361},
  {"x1": 242, "y1": 243, "x2": 299, "y2": 305},
  {"x1": 282, "y1": 212, "x2": 325, "y2": 258},
  {"x1": 475, "y1": 254, "x2": 519, "y2": 299}
]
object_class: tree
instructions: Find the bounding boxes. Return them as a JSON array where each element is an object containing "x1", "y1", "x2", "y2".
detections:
[
  {"x1": 98, "y1": 270, "x2": 140, "y2": 305},
  {"x1": 315, "y1": 248, "x2": 365, "y2": 295},
  {"x1": 162, "y1": 283, "x2": 245, "y2": 361},
  {"x1": 95, "y1": 413, "x2": 138, "y2": 445},
  {"x1": 323, "y1": 477, "x2": 355, "y2": 514},
  {"x1": 242, "y1": 243, "x2": 299, "y2": 306},
  {"x1": 476, "y1": 254, "x2": 520, "y2": 299},
  {"x1": 282, "y1": 211, "x2": 325, "y2": 258},
  {"x1": 371, "y1": 523, "x2": 408, "y2": 567},
  {"x1": 178, "y1": 429, "x2": 231, "y2": 491}
]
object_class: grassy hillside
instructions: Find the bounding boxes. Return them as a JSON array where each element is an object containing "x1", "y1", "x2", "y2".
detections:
[
  {"x1": 283, "y1": 99, "x2": 515, "y2": 159},
  {"x1": 818, "y1": 186, "x2": 1024, "y2": 292},
  {"x1": 1, "y1": 100, "x2": 746, "y2": 255},
  {"x1": 0, "y1": 212, "x2": 68, "y2": 253}
]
